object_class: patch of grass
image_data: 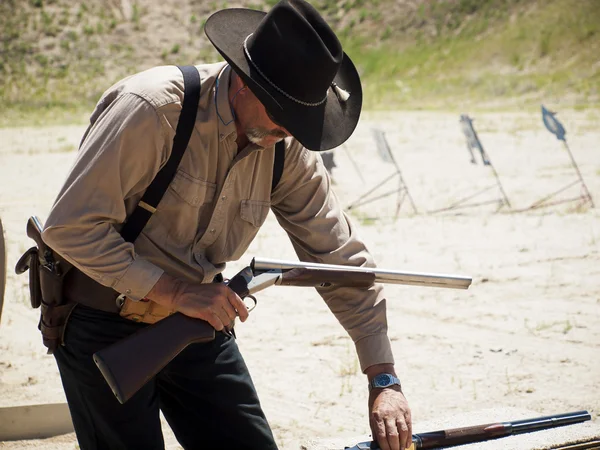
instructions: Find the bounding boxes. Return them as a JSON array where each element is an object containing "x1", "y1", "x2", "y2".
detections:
[
  {"x1": 381, "y1": 26, "x2": 391, "y2": 40},
  {"x1": 337, "y1": 344, "x2": 359, "y2": 397},
  {"x1": 505, "y1": 368, "x2": 513, "y2": 394},
  {"x1": 0, "y1": 103, "x2": 91, "y2": 128},
  {"x1": 349, "y1": 210, "x2": 378, "y2": 226},
  {"x1": 524, "y1": 318, "x2": 575, "y2": 336},
  {"x1": 539, "y1": 29, "x2": 553, "y2": 57},
  {"x1": 339, "y1": 0, "x2": 600, "y2": 110},
  {"x1": 132, "y1": 3, "x2": 140, "y2": 24}
]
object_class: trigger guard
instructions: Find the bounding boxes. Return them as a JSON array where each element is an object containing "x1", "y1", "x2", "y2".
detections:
[{"x1": 244, "y1": 295, "x2": 257, "y2": 312}]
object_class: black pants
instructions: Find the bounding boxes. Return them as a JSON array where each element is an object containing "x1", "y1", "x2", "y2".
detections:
[{"x1": 54, "y1": 304, "x2": 278, "y2": 450}]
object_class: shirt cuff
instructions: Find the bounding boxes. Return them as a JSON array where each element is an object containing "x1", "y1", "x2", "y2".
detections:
[
  {"x1": 111, "y1": 258, "x2": 165, "y2": 301},
  {"x1": 355, "y1": 333, "x2": 395, "y2": 373}
]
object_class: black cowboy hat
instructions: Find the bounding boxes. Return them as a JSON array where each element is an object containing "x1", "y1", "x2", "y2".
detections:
[{"x1": 204, "y1": 0, "x2": 362, "y2": 151}]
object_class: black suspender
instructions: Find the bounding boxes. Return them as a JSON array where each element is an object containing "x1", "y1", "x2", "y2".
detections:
[
  {"x1": 120, "y1": 65, "x2": 285, "y2": 244},
  {"x1": 120, "y1": 66, "x2": 201, "y2": 243},
  {"x1": 272, "y1": 140, "x2": 285, "y2": 192}
]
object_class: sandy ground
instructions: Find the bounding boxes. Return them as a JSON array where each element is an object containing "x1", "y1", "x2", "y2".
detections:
[{"x1": 0, "y1": 110, "x2": 599, "y2": 449}]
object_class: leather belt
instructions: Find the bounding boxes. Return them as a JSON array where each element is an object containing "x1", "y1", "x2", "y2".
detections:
[
  {"x1": 64, "y1": 268, "x2": 122, "y2": 314},
  {"x1": 64, "y1": 269, "x2": 225, "y2": 315}
]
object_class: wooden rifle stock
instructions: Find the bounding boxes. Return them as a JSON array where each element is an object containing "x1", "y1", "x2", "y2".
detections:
[
  {"x1": 93, "y1": 270, "x2": 254, "y2": 404},
  {"x1": 93, "y1": 313, "x2": 215, "y2": 404}
]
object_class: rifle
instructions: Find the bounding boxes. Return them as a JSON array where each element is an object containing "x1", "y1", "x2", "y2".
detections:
[
  {"x1": 346, "y1": 410, "x2": 592, "y2": 449},
  {"x1": 93, "y1": 257, "x2": 472, "y2": 404}
]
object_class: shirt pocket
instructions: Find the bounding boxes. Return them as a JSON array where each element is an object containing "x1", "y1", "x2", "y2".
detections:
[
  {"x1": 169, "y1": 170, "x2": 216, "y2": 207},
  {"x1": 223, "y1": 199, "x2": 270, "y2": 261},
  {"x1": 157, "y1": 169, "x2": 216, "y2": 245}
]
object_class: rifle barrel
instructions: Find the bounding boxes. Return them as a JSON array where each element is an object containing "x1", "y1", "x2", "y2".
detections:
[
  {"x1": 251, "y1": 257, "x2": 472, "y2": 290},
  {"x1": 510, "y1": 410, "x2": 592, "y2": 434},
  {"x1": 413, "y1": 410, "x2": 592, "y2": 449}
]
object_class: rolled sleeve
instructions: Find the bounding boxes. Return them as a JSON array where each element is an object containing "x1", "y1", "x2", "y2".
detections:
[
  {"x1": 272, "y1": 140, "x2": 395, "y2": 371},
  {"x1": 112, "y1": 258, "x2": 165, "y2": 301}
]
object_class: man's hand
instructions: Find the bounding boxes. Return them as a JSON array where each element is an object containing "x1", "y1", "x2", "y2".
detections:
[
  {"x1": 366, "y1": 364, "x2": 412, "y2": 450},
  {"x1": 146, "y1": 273, "x2": 249, "y2": 331},
  {"x1": 369, "y1": 386, "x2": 412, "y2": 450}
]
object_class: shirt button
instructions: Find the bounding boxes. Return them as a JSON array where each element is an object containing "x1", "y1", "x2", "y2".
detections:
[
  {"x1": 210, "y1": 228, "x2": 216, "y2": 233},
  {"x1": 221, "y1": 195, "x2": 227, "y2": 200},
  {"x1": 125, "y1": 289, "x2": 131, "y2": 294},
  {"x1": 219, "y1": 134, "x2": 224, "y2": 139}
]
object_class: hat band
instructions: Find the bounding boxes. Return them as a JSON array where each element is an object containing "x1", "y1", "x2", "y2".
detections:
[{"x1": 243, "y1": 34, "x2": 328, "y2": 107}]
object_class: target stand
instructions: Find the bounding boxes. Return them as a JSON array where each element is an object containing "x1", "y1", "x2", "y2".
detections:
[
  {"x1": 429, "y1": 115, "x2": 511, "y2": 214},
  {"x1": 522, "y1": 106, "x2": 594, "y2": 211},
  {"x1": 345, "y1": 128, "x2": 418, "y2": 217}
]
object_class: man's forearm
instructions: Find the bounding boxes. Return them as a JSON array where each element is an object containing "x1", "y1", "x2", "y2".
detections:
[{"x1": 145, "y1": 272, "x2": 181, "y2": 309}]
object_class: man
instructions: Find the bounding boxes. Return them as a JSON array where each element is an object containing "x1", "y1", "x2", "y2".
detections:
[{"x1": 41, "y1": 1, "x2": 412, "y2": 449}]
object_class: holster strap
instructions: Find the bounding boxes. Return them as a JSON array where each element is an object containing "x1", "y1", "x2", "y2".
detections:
[{"x1": 39, "y1": 302, "x2": 77, "y2": 353}]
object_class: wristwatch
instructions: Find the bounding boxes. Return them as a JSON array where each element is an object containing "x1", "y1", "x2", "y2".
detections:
[{"x1": 368, "y1": 373, "x2": 401, "y2": 391}]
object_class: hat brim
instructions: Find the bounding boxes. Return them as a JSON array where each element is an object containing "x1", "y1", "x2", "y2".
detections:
[{"x1": 204, "y1": 8, "x2": 362, "y2": 151}]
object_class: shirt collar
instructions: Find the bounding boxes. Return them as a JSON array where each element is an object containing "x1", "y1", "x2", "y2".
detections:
[{"x1": 215, "y1": 64, "x2": 237, "y2": 142}]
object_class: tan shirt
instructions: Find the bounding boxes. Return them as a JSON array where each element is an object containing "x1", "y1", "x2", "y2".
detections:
[{"x1": 42, "y1": 62, "x2": 393, "y2": 371}]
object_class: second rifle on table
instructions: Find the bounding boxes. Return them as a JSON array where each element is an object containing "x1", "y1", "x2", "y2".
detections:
[
  {"x1": 346, "y1": 410, "x2": 593, "y2": 449},
  {"x1": 93, "y1": 257, "x2": 472, "y2": 404}
]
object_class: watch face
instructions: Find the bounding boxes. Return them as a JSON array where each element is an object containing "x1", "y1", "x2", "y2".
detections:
[{"x1": 375, "y1": 374, "x2": 392, "y2": 387}]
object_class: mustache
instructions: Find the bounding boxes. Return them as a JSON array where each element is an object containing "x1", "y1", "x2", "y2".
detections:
[{"x1": 246, "y1": 127, "x2": 288, "y2": 140}]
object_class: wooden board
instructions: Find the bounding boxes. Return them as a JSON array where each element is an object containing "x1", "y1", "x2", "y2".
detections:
[
  {"x1": 0, "y1": 403, "x2": 74, "y2": 441},
  {"x1": 0, "y1": 217, "x2": 5, "y2": 325}
]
